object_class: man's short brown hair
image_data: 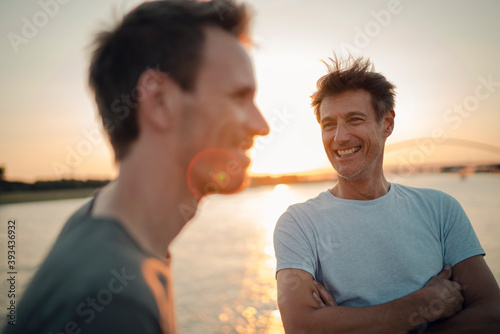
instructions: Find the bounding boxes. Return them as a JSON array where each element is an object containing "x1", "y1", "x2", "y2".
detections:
[
  {"x1": 311, "y1": 55, "x2": 396, "y2": 123},
  {"x1": 88, "y1": 0, "x2": 251, "y2": 160}
]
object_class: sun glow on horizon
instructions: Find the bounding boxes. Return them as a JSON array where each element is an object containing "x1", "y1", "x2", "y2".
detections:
[{"x1": 1, "y1": 0, "x2": 499, "y2": 182}]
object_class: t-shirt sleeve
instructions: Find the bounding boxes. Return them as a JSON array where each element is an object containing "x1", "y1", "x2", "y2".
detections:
[
  {"x1": 440, "y1": 192, "x2": 485, "y2": 267},
  {"x1": 273, "y1": 208, "x2": 317, "y2": 278}
]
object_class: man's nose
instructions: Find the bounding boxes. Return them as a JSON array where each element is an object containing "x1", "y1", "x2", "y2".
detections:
[
  {"x1": 248, "y1": 103, "x2": 270, "y2": 137},
  {"x1": 334, "y1": 123, "x2": 350, "y2": 143}
]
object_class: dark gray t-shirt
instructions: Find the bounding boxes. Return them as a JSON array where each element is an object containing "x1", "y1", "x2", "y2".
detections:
[{"x1": 4, "y1": 199, "x2": 175, "y2": 334}]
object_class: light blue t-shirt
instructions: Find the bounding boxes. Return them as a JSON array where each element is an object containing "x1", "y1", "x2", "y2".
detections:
[{"x1": 273, "y1": 183, "x2": 484, "y2": 307}]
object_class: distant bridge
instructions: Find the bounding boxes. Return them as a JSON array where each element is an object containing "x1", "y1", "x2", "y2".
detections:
[{"x1": 386, "y1": 138, "x2": 500, "y2": 156}]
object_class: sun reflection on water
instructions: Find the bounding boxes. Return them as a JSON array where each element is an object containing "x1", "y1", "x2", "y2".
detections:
[{"x1": 214, "y1": 184, "x2": 299, "y2": 333}]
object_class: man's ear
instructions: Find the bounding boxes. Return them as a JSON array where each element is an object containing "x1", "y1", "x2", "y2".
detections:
[
  {"x1": 383, "y1": 110, "x2": 395, "y2": 138},
  {"x1": 136, "y1": 69, "x2": 182, "y2": 131}
]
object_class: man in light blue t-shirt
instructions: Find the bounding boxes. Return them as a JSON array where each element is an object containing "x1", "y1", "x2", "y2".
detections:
[{"x1": 274, "y1": 55, "x2": 500, "y2": 333}]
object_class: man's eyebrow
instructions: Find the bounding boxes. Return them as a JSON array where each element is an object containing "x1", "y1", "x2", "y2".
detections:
[
  {"x1": 320, "y1": 111, "x2": 367, "y2": 123},
  {"x1": 320, "y1": 116, "x2": 335, "y2": 124},
  {"x1": 345, "y1": 111, "x2": 367, "y2": 118}
]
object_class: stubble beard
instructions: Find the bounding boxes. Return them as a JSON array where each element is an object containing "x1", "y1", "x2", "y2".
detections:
[{"x1": 333, "y1": 147, "x2": 384, "y2": 181}]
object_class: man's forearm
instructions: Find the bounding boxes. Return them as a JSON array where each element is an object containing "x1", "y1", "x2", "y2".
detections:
[
  {"x1": 283, "y1": 287, "x2": 446, "y2": 334},
  {"x1": 423, "y1": 300, "x2": 500, "y2": 334},
  {"x1": 281, "y1": 267, "x2": 464, "y2": 334},
  {"x1": 422, "y1": 256, "x2": 500, "y2": 333}
]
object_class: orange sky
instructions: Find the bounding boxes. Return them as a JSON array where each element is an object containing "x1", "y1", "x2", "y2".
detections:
[{"x1": 1, "y1": 0, "x2": 500, "y2": 182}]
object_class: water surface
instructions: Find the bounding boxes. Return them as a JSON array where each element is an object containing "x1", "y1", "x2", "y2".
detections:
[{"x1": 1, "y1": 173, "x2": 498, "y2": 333}]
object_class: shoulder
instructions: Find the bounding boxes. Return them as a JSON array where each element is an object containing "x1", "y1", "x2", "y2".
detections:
[
  {"x1": 281, "y1": 190, "x2": 332, "y2": 220},
  {"x1": 57, "y1": 198, "x2": 94, "y2": 236},
  {"x1": 15, "y1": 211, "x2": 168, "y2": 332},
  {"x1": 274, "y1": 190, "x2": 334, "y2": 244},
  {"x1": 392, "y1": 183, "x2": 457, "y2": 204},
  {"x1": 43, "y1": 215, "x2": 155, "y2": 293}
]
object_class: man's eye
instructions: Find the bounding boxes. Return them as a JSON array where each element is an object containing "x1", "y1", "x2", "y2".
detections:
[{"x1": 322, "y1": 123, "x2": 335, "y2": 130}]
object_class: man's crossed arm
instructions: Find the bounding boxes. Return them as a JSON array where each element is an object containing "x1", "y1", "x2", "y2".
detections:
[{"x1": 277, "y1": 255, "x2": 500, "y2": 334}]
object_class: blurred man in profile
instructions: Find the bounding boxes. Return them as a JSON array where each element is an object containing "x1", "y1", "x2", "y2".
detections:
[
  {"x1": 5, "y1": 1, "x2": 268, "y2": 333},
  {"x1": 274, "y1": 55, "x2": 500, "y2": 333}
]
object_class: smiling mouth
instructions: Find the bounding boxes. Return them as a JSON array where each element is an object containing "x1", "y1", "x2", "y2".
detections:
[{"x1": 336, "y1": 146, "x2": 361, "y2": 157}]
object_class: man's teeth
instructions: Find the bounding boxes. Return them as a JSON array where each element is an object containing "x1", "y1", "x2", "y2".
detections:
[{"x1": 337, "y1": 147, "x2": 360, "y2": 157}]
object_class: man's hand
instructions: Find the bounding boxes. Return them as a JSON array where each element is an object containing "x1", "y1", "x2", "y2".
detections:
[
  {"x1": 312, "y1": 279, "x2": 337, "y2": 308},
  {"x1": 422, "y1": 265, "x2": 464, "y2": 322},
  {"x1": 425, "y1": 256, "x2": 500, "y2": 333}
]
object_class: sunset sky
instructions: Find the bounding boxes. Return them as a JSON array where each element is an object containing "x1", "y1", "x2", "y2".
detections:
[{"x1": 1, "y1": 0, "x2": 500, "y2": 182}]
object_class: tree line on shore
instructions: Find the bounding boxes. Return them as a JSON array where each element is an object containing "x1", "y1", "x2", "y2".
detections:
[{"x1": 0, "y1": 179, "x2": 110, "y2": 193}]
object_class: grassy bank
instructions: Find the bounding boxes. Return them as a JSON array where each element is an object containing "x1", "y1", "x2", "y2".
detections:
[{"x1": 0, "y1": 188, "x2": 99, "y2": 204}]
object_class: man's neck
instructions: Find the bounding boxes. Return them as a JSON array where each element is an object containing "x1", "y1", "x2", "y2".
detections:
[
  {"x1": 331, "y1": 173, "x2": 390, "y2": 201},
  {"x1": 91, "y1": 160, "x2": 197, "y2": 259}
]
